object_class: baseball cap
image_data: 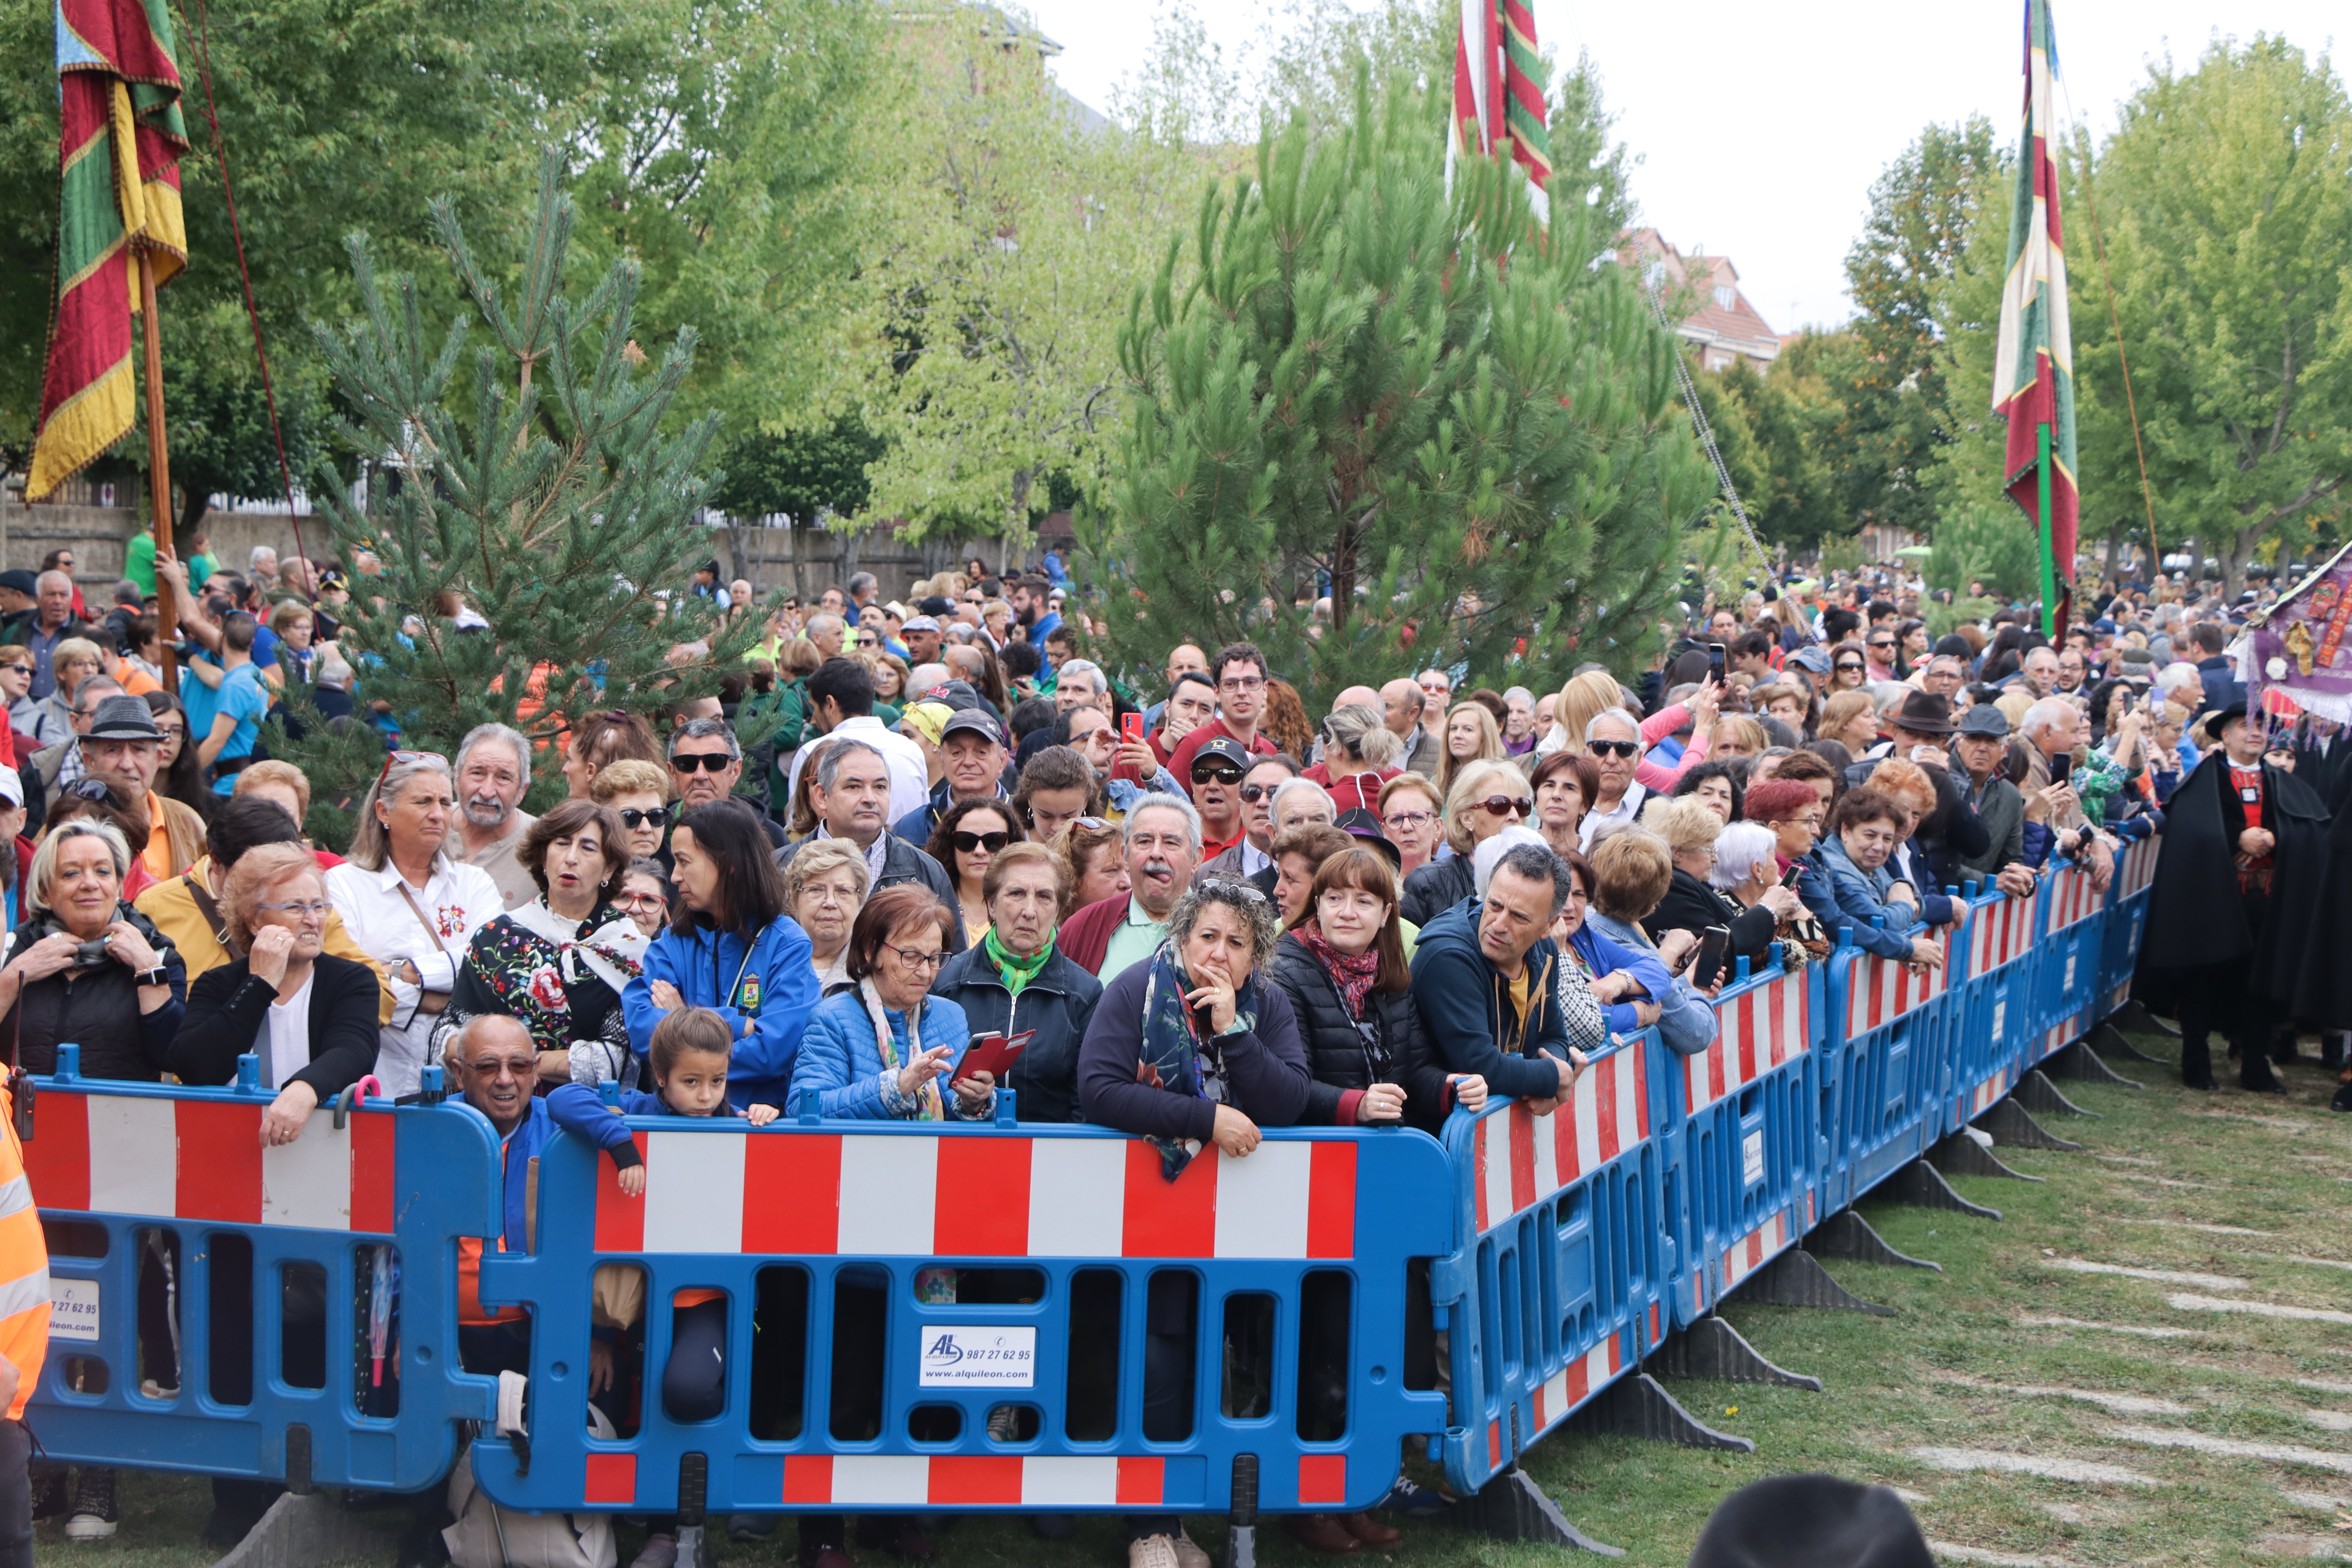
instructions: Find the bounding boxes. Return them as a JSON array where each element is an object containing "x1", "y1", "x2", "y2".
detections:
[
  {"x1": 938, "y1": 708, "x2": 1004, "y2": 748},
  {"x1": 0, "y1": 571, "x2": 36, "y2": 597},
  {"x1": 917, "y1": 595, "x2": 955, "y2": 617},
  {"x1": 902, "y1": 615, "x2": 940, "y2": 633},
  {"x1": 1956, "y1": 706, "x2": 2011, "y2": 739},
  {"x1": 1788, "y1": 645, "x2": 1832, "y2": 675},
  {"x1": 0, "y1": 766, "x2": 21, "y2": 808},
  {"x1": 1189, "y1": 736, "x2": 1250, "y2": 777}
]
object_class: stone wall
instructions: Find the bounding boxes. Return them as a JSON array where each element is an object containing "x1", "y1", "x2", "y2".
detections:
[{"x1": 0, "y1": 499, "x2": 1072, "y2": 606}]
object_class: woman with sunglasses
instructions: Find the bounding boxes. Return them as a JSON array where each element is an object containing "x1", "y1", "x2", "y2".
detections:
[
  {"x1": 589, "y1": 759, "x2": 675, "y2": 860},
  {"x1": 1400, "y1": 759, "x2": 1530, "y2": 926},
  {"x1": 1538, "y1": 668, "x2": 1722, "y2": 791},
  {"x1": 325, "y1": 752, "x2": 507, "y2": 1098},
  {"x1": 441, "y1": 800, "x2": 650, "y2": 1091},
  {"x1": 925, "y1": 798, "x2": 1021, "y2": 947},
  {"x1": 1828, "y1": 640, "x2": 1870, "y2": 691}
]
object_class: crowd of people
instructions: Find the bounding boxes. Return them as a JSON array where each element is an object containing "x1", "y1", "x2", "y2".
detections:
[{"x1": 1, "y1": 543, "x2": 2345, "y2": 1568}]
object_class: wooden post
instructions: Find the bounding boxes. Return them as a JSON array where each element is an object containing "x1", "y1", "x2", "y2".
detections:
[{"x1": 138, "y1": 251, "x2": 177, "y2": 697}]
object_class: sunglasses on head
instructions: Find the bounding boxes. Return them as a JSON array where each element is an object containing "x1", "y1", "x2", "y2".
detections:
[
  {"x1": 617, "y1": 806, "x2": 673, "y2": 829},
  {"x1": 951, "y1": 830, "x2": 1010, "y2": 853},
  {"x1": 1587, "y1": 739, "x2": 1640, "y2": 759},
  {"x1": 1191, "y1": 762, "x2": 1245, "y2": 786},
  {"x1": 671, "y1": 752, "x2": 735, "y2": 773},
  {"x1": 378, "y1": 748, "x2": 448, "y2": 783}
]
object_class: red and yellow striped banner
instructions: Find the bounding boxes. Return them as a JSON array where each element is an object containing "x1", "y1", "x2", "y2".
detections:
[{"x1": 28, "y1": 0, "x2": 189, "y2": 500}]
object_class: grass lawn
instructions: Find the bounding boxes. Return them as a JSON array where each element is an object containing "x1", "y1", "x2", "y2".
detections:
[{"x1": 45, "y1": 1020, "x2": 2352, "y2": 1567}]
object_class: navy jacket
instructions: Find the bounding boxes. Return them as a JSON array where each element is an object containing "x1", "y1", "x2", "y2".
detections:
[
  {"x1": 1406, "y1": 896, "x2": 1573, "y2": 1102},
  {"x1": 929, "y1": 942, "x2": 1102, "y2": 1124},
  {"x1": 1076, "y1": 961, "x2": 1310, "y2": 1144}
]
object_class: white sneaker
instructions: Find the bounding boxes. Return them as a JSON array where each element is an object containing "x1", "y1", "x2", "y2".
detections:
[
  {"x1": 1173, "y1": 1529, "x2": 1212, "y2": 1568},
  {"x1": 1128, "y1": 1535, "x2": 1181, "y2": 1568}
]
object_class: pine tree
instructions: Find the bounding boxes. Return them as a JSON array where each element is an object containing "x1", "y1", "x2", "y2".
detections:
[
  {"x1": 269, "y1": 155, "x2": 762, "y2": 839},
  {"x1": 1078, "y1": 76, "x2": 1715, "y2": 710}
]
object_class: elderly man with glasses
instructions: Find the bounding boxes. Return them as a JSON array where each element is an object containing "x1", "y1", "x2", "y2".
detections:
[
  {"x1": 1058, "y1": 794, "x2": 1205, "y2": 980},
  {"x1": 668, "y1": 719, "x2": 787, "y2": 851}
]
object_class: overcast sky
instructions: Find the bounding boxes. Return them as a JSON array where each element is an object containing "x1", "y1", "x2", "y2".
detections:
[{"x1": 1019, "y1": 1, "x2": 2342, "y2": 334}]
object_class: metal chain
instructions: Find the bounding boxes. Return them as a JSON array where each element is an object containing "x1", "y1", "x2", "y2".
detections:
[{"x1": 1642, "y1": 271, "x2": 1773, "y2": 579}]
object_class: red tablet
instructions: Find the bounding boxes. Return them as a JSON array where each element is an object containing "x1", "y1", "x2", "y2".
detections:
[{"x1": 955, "y1": 1030, "x2": 1034, "y2": 1084}]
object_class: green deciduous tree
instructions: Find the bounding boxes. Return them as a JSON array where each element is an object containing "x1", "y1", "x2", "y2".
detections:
[
  {"x1": 272, "y1": 158, "x2": 761, "y2": 827},
  {"x1": 1082, "y1": 77, "x2": 1715, "y2": 711}
]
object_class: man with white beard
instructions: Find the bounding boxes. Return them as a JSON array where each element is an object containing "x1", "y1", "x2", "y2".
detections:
[{"x1": 448, "y1": 722, "x2": 539, "y2": 909}]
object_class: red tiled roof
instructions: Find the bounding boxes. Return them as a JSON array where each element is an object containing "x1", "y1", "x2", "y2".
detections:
[{"x1": 1617, "y1": 228, "x2": 1780, "y2": 361}]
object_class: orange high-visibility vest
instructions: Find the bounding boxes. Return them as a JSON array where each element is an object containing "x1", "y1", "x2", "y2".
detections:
[{"x1": 0, "y1": 1087, "x2": 51, "y2": 1419}]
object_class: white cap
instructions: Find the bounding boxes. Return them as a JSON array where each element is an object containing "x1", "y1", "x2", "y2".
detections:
[
  {"x1": 0, "y1": 766, "x2": 24, "y2": 809},
  {"x1": 1472, "y1": 825, "x2": 1549, "y2": 900}
]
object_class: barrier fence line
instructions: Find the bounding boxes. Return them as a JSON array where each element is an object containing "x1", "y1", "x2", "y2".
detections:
[{"x1": 20, "y1": 838, "x2": 2161, "y2": 1526}]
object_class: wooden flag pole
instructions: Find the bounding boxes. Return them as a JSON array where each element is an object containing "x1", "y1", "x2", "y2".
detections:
[
  {"x1": 138, "y1": 250, "x2": 177, "y2": 697},
  {"x1": 2036, "y1": 421, "x2": 2060, "y2": 640}
]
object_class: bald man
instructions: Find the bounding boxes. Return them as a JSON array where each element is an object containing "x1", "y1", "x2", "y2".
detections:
[{"x1": 1381, "y1": 677, "x2": 1441, "y2": 777}]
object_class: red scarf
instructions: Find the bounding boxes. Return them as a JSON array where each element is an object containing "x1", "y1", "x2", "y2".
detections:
[{"x1": 1298, "y1": 921, "x2": 1380, "y2": 1019}]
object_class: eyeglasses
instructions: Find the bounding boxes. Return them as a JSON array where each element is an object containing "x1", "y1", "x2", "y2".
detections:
[
  {"x1": 881, "y1": 941, "x2": 947, "y2": 972},
  {"x1": 951, "y1": 830, "x2": 1009, "y2": 853},
  {"x1": 1588, "y1": 740, "x2": 1640, "y2": 759},
  {"x1": 1191, "y1": 763, "x2": 1245, "y2": 786},
  {"x1": 670, "y1": 752, "x2": 735, "y2": 773},
  {"x1": 615, "y1": 891, "x2": 668, "y2": 911},
  {"x1": 1475, "y1": 795, "x2": 1534, "y2": 819},
  {"x1": 257, "y1": 900, "x2": 332, "y2": 919},
  {"x1": 1217, "y1": 675, "x2": 1265, "y2": 692},
  {"x1": 617, "y1": 806, "x2": 673, "y2": 829},
  {"x1": 1383, "y1": 809, "x2": 1435, "y2": 831}
]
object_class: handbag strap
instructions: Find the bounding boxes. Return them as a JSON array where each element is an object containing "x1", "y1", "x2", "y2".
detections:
[
  {"x1": 392, "y1": 880, "x2": 454, "y2": 958},
  {"x1": 185, "y1": 873, "x2": 242, "y2": 961}
]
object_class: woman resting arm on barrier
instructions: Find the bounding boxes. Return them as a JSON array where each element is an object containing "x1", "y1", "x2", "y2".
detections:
[
  {"x1": 1076, "y1": 876, "x2": 1309, "y2": 1568},
  {"x1": 1581, "y1": 829, "x2": 1720, "y2": 1057},
  {"x1": 1809, "y1": 788, "x2": 1945, "y2": 970}
]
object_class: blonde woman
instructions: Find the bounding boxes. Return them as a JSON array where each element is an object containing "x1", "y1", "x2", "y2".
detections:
[
  {"x1": 1818, "y1": 690, "x2": 1878, "y2": 757},
  {"x1": 1398, "y1": 759, "x2": 1530, "y2": 925},
  {"x1": 1434, "y1": 701, "x2": 1507, "y2": 803}
]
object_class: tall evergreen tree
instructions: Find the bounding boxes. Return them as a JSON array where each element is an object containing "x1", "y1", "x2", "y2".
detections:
[
  {"x1": 269, "y1": 156, "x2": 761, "y2": 835},
  {"x1": 1079, "y1": 77, "x2": 1713, "y2": 711}
]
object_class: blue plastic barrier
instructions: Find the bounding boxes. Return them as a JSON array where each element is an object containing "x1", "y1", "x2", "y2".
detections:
[
  {"x1": 25, "y1": 1052, "x2": 501, "y2": 1492},
  {"x1": 1668, "y1": 962, "x2": 1822, "y2": 1314},
  {"x1": 470, "y1": 1112, "x2": 1453, "y2": 1518},
  {"x1": 2098, "y1": 835, "x2": 2161, "y2": 1014},
  {"x1": 2029, "y1": 866, "x2": 2108, "y2": 1065},
  {"x1": 1953, "y1": 884, "x2": 2039, "y2": 1127},
  {"x1": 1820, "y1": 923, "x2": 1958, "y2": 1210},
  {"x1": 1435, "y1": 1033, "x2": 1668, "y2": 1495}
]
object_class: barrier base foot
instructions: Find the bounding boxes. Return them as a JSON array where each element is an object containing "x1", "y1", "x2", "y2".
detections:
[
  {"x1": 1975, "y1": 1097, "x2": 2083, "y2": 1152},
  {"x1": 2016, "y1": 1068, "x2": 2101, "y2": 1120},
  {"x1": 1894, "y1": 1159, "x2": 2002, "y2": 1221},
  {"x1": 1733, "y1": 1247, "x2": 1894, "y2": 1316},
  {"x1": 2110, "y1": 998, "x2": 2179, "y2": 1037},
  {"x1": 1929, "y1": 1131, "x2": 2044, "y2": 1183},
  {"x1": 208, "y1": 1490, "x2": 401, "y2": 1568},
  {"x1": 1439, "y1": 1468, "x2": 1625, "y2": 1555},
  {"x1": 1569, "y1": 1372, "x2": 1756, "y2": 1453},
  {"x1": 1805, "y1": 1209, "x2": 1942, "y2": 1272},
  {"x1": 1654, "y1": 1314, "x2": 1824, "y2": 1389},
  {"x1": 2047, "y1": 1039, "x2": 2145, "y2": 1090},
  {"x1": 2091, "y1": 1021, "x2": 2167, "y2": 1065}
]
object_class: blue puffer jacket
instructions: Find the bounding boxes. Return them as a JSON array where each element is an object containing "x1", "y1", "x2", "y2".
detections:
[
  {"x1": 1807, "y1": 837, "x2": 1921, "y2": 959},
  {"x1": 792, "y1": 987, "x2": 984, "y2": 1120}
]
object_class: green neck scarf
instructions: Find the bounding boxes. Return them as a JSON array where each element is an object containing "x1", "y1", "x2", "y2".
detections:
[{"x1": 983, "y1": 927, "x2": 1055, "y2": 997}]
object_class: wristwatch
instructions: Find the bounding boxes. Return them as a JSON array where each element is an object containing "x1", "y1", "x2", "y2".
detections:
[{"x1": 134, "y1": 965, "x2": 167, "y2": 988}]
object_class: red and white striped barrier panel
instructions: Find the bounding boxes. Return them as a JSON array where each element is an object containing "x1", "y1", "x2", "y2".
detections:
[
  {"x1": 592, "y1": 1132, "x2": 1357, "y2": 1261},
  {"x1": 1968, "y1": 888, "x2": 2040, "y2": 975},
  {"x1": 2116, "y1": 835, "x2": 2160, "y2": 899},
  {"x1": 1470, "y1": 1040, "x2": 1651, "y2": 1233},
  {"x1": 1684, "y1": 971, "x2": 1809, "y2": 1114},
  {"x1": 1842, "y1": 929, "x2": 1953, "y2": 1038},
  {"x1": 1526, "y1": 1336, "x2": 1626, "y2": 1440},
  {"x1": 2045, "y1": 866, "x2": 2102, "y2": 932},
  {"x1": 585, "y1": 1452, "x2": 1192, "y2": 1510},
  {"x1": 24, "y1": 1092, "x2": 396, "y2": 1232},
  {"x1": 1964, "y1": 1060, "x2": 2016, "y2": 1120},
  {"x1": 1718, "y1": 1209, "x2": 1794, "y2": 1294}
]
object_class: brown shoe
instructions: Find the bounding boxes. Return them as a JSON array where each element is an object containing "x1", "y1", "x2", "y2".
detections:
[
  {"x1": 1339, "y1": 1512, "x2": 1403, "y2": 1548},
  {"x1": 1282, "y1": 1514, "x2": 1363, "y2": 1554}
]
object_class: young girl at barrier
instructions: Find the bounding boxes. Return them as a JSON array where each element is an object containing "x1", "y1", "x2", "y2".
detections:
[{"x1": 547, "y1": 1008, "x2": 779, "y2": 1568}]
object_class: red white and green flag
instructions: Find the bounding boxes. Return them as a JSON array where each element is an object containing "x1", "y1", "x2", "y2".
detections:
[
  {"x1": 27, "y1": 0, "x2": 190, "y2": 500},
  {"x1": 1990, "y1": 0, "x2": 2078, "y2": 583},
  {"x1": 1448, "y1": 0, "x2": 1552, "y2": 221}
]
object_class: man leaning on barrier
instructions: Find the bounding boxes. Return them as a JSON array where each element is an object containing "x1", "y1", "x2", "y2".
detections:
[{"x1": 1407, "y1": 840, "x2": 1587, "y2": 1115}]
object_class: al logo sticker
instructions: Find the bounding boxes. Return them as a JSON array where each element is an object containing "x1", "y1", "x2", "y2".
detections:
[{"x1": 740, "y1": 973, "x2": 760, "y2": 1011}]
